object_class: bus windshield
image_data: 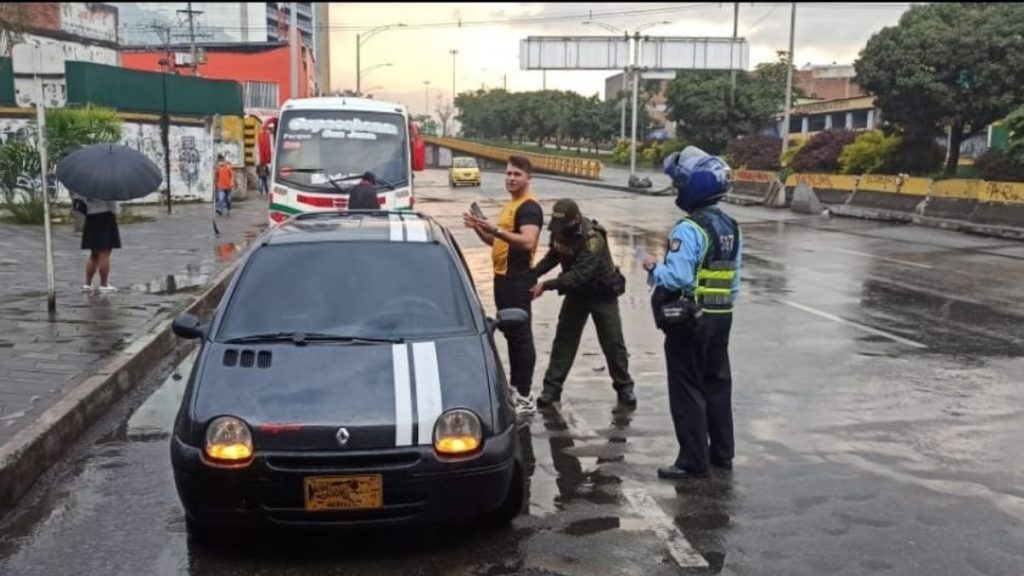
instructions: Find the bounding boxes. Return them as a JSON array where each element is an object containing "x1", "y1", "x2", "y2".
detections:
[{"x1": 275, "y1": 109, "x2": 409, "y2": 192}]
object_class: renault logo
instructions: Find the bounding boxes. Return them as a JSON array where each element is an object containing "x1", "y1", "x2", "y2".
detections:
[{"x1": 336, "y1": 427, "x2": 350, "y2": 447}]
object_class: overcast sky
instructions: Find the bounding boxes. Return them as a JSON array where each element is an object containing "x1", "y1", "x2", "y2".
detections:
[{"x1": 328, "y1": 2, "x2": 912, "y2": 116}]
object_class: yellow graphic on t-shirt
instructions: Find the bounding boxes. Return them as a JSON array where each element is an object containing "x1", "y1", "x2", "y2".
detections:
[{"x1": 492, "y1": 194, "x2": 538, "y2": 276}]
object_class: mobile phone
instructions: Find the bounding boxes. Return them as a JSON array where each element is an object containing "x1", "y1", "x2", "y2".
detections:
[{"x1": 470, "y1": 202, "x2": 486, "y2": 219}]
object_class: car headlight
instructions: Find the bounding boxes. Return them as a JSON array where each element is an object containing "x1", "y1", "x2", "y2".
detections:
[
  {"x1": 433, "y1": 409, "x2": 482, "y2": 456},
  {"x1": 204, "y1": 416, "x2": 254, "y2": 465}
]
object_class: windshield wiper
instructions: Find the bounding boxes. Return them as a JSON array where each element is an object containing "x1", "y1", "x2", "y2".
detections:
[
  {"x1": 283, "y1": 168, "x2": 365, "y2": 195},
  {"x1": 224, "y1": 332, "x2": 404, "y2": 345}
]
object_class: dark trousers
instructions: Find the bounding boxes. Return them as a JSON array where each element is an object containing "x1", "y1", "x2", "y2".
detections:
[
  {"x1": 663, "y1": 313, "x2": 734, "y2": 473},
  {"x1": 494, "y1": 274, "x2": 536, "y2": 397},
  {"x1": 542, "y1": 294, "x2": 634, "y2": 395}
]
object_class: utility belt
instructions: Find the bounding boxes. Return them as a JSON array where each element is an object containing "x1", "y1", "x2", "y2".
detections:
[{"x1": 651, "y1": 286, "x2": 703, "y2": 331}]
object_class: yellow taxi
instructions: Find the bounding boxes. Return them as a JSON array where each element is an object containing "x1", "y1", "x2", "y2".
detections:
[{"x1": 448, "y1": 157, "x2": 481, "y2": 187}]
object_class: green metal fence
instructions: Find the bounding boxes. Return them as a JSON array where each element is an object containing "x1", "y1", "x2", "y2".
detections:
[
  {"x1": 65, "y1": 61, "x2": 242, "y2": 116},
  {"x1": 0, "y1": 58, "x2": 14, "y2": 105}
]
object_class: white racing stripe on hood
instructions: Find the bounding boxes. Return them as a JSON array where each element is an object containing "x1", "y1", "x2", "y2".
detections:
[
  {"x1": 413, "y1": 342, "x2": 443, "y2": 446},
  {"x1": 404, "y1": 219, "x2": 428, "y2": 243},
  {"x1": 392, "y1": 344, "x2": 413, "y2": 446},
  {"x1": 389, "y1": 214, "x2": 404, "y2": 242}
]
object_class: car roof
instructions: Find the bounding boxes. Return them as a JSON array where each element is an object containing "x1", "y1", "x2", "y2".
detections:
[{"x1": 263, "y1": 211, "x2": 449, "y2": 246}]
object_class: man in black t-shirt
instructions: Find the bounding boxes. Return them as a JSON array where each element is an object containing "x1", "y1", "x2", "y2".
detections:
[{"x1": 463, "y1": 155, "x2": 543, "y2": 416}]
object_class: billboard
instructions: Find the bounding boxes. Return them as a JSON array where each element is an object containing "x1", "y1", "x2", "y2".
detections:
[
  {"x1": 519, "y1": 36, "x2": 630, "y2": 70},
  {"x1": 639, "y1": 37, "x2": 748, "y2": 71}
]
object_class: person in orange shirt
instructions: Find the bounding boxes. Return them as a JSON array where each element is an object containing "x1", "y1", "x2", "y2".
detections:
[{"x1": 215, "y1": 154, "x2": 234, "y2": 216}]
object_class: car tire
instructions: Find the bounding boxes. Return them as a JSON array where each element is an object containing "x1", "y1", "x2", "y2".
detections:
[{"x1": 486, "y1": 462, "x2": 525, "y2": 528}]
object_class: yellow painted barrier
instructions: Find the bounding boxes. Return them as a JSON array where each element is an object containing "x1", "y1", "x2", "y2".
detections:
[
  {"x1": 931, "y1": 179, "x2": 980, "y2": 200},
  {"x1": 424, "y1": 136, "x2": 603, "y2": 180},
  {"x1": 978, "y1": 181, "x2": 1024, "y2": 205}
]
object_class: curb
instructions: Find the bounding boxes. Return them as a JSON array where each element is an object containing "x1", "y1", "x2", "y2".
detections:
[
  {"x1": 828, "y1": 204, "x2": 1024, "y2": 240},
  {"x1": 0, "y1": 254, "x2": 247, "y2": 517}
]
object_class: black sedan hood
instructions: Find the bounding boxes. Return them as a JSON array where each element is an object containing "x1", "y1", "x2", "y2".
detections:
[{"x1": 191, "y1": 336, "x2": 495, "y2": 451}]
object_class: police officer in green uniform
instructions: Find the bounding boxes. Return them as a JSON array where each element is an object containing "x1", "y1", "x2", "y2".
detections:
[{"x1": 531, "y1": 199, "x2": 637, "y2": 408}]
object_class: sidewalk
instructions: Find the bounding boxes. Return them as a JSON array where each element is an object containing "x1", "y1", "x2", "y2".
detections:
[{"x1": 0, "y1": 199, "x2": 268, "y2": 511}]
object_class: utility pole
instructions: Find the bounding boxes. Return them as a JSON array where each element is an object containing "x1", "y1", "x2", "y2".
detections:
[
  {"x1": 629, "y1": 32, "x2": 641, "y2": 179},
  {"x1": 780, "y1": 2, "x2": 797, "y2": 163},
  {"x1": 423, "y1": 80, "x2": 430, "y2": 117},
  {"x1": 177, "y1": 4, "x2": 201, "y2": 77},
  {"x1": 730, "y1": 2, "x2": 739, "y2": 108},
  {"x1": 449, "y1": 48, "x2": 458, "y2": 105},
  {"x1": 290, "y1": 2, "x2": 299, "y2": 98},
  {"x1": 30, "y1": 46, "x2": 55, "y2": 313}
]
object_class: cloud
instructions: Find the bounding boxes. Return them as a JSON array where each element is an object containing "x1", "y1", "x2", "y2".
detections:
[{"x1": 327, "y1": 2, "x2": 910, "y2": 111}]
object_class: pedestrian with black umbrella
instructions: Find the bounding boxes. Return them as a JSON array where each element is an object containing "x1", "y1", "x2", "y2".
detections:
[{"x1": 56, "y1": 143, "x2": 163, "y2": 294}]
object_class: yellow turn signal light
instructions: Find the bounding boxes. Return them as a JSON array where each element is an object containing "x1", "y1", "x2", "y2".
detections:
[
  {"x1": 435, "y1": 436, "x2": 481, "y2": 455},
  {"x1": 204, "y1": 416, "x2": 254, "y2": 466},
  {"x1": 433, "y1": 409, "x2": 483, "y2": 457}
]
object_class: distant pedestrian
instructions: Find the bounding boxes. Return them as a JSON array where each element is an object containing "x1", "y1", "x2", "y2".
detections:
[
  {"x1": 257, "y1": 163, "x2": 270, "y2": 196},
  {"x1": 215, "y1": 154, "x2": 234, "y2": 216},
  {"x1": 80, "y1": 197, "x2": 121, "y2": 293}
]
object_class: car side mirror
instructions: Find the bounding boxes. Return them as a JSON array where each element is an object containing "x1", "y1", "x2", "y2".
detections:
[
  {"x1": 487, "y1": 308, "x2": 529, "y2": 333},
  {"x1": 172, "y1": 313, "x2": 205, "y2": 340}
]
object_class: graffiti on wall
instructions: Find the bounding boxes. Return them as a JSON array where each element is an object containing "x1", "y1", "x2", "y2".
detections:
[
  {"x1": 13, "y1": 33, "x2": 118, "y2": 109},
  {"x1": 0, "y1": 119, "x2": 34, "y2": 146},
  {"x1": 60, "y1": 3, "x2": 118, "y2": 43}
]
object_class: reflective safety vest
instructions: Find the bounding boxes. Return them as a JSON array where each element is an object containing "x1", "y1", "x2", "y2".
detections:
[{"x1": 686, "y1": 207, "x2": 741, "y2": 314}]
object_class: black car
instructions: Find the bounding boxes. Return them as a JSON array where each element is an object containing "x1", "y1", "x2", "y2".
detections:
[{"x1": 170, "y1": 211, "x2": 528, "y2": 538}]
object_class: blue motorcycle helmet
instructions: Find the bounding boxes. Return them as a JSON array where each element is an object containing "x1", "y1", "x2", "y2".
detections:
[{"x1": 662, "y1": 146, "x2": 732, "y2": 212}]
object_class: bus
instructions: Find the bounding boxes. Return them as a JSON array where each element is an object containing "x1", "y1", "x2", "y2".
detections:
[{"x1": 267, "y1": 97, "x2": 426, "y2": 223}]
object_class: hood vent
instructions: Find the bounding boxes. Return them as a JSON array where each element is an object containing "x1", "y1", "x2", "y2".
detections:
[{"x1": 223, "y1": 348, "x2": 272, "y2": 369}]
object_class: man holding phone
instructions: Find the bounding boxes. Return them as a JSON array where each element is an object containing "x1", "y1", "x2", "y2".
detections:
[{"x1": 463, "y1": 155, "x2": 543, "y2": 416}]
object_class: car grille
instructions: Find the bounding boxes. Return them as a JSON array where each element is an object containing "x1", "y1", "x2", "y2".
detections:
[{"x1": 265, "y1": 451, "x2": 422, "y2": 473}]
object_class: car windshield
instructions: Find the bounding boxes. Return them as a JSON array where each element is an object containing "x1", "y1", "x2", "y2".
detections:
[
  {"x1": 453, "y1": 158, "x2": 477, "y2": 168},
  {"x1": 217, "y1": 242, "x2": 475, "y2": 340},
  {"x1": 275, "y1": 109, "x2": 409, "y2": 192}
]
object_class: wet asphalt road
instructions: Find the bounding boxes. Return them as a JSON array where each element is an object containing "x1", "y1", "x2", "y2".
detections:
[{"x1": 1, "y1": 169, "x2": 1023, "y2": 575}]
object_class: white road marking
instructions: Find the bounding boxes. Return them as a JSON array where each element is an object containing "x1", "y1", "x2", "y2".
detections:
[
  {"x1": 560, "y1": 402, "x2": 709, "y2": 569},
  {"x1": 830, "y1": 248, "x2": 933, "y2": 270},
  {"x1": 781, "y1": 300, "x2": 928, "y2": 349}
]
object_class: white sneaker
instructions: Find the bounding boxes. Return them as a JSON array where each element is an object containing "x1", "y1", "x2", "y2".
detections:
[
  {"x1": 81, "y1": 284, "x2": 94, "y2": 292},
  {"x1": 98, "y1": 285, "x2": 118, "y2": 293},
  {"x1": 514, "y1": 393, "x2": 537, "y2": 416}
]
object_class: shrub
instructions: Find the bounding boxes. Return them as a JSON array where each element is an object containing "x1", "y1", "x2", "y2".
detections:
[
  {"x1": 792, "y1": 129, "x2": 858, "y2": 173},
  {"x1": 0, "y1": 140, "x2": 46, "y2": 225},
  {"x1": 839, "y1": 130, "x2": 902, "y2": 175},
  {"x1": 974, "y1": 149, "x2": 1024, "y2": 182},
  {"x1": 724, "y1": 135, "x2": 782, "y2": 171}
]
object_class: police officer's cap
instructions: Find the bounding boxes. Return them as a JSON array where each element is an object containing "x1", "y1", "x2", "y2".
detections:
[{"x1": 548, "y1": 198, "x2": 581, "y2": 234}]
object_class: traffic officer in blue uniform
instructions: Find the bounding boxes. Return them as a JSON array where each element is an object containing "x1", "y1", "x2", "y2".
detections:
[{"x1": 641, "y1": 146, "x2": 742, "y2": 480}]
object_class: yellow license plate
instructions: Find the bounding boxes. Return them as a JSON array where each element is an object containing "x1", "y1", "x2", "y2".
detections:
[{"x1": 304, "y1": 475, "x2": 383, "y2": 511}]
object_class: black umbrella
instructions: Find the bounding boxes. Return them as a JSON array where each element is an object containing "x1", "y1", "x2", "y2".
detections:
[{"x1": 56, "y1": 143, "x2": 164, "y2": 201}]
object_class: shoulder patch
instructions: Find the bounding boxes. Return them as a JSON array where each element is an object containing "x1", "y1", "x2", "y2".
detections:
[
  {"x1": 670, "y1": 238, "x2": 682, "y2": 252},
  {"x1": 587, "y1": 236, "x2": 600, "y2": 252}
]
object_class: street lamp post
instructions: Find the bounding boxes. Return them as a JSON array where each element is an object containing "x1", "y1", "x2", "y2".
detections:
[
  {"x1": 158, "y1": 58, "x2": 173, "y2": 214},
  {"x1": 423, "y1": 80, "x2": 431, "y2": 117},
  {"x1": 449, "y1": 49, "x2": 458, "y2": 105},
  {"x1": 584, "y1": 19, "x2": 670, "y2": 181},
  {"x1": 359, "y1": 62, "x2": 393, "y2": 88},
  {"x1": 356, "y1": 23, "x2": 405, "y2": 94}
]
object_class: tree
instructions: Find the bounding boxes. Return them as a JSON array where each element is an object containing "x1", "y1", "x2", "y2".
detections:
[
  {"x1": 435, "y1": 97, "x2": 454, "y2": 137},
  {"x1": 855, "y1": 3, "x2": 1024, "y2": 175},
  {"x1": 665, "y1": 53, "x2": 800, "y2": 154}
]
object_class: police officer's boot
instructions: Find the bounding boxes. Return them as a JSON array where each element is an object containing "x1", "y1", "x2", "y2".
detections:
[{"x1": 616, "y1": 386, "x2": 637, "y2": 407}]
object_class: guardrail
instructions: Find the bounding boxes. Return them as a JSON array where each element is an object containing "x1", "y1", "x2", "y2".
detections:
[{"x1": 423, "y1": 136, "x2": 603, "y2": 181}]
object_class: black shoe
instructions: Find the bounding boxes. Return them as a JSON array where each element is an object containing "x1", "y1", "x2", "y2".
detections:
[
  {"x1": 536, "y1": 390, "x2": 560, "y2": 407},
  {"x1": 616, "y1": 388, "x2": 637, "y2": 407},
  {"x1": 657, "y1": 465, "x2": 710, "y2": 480},
  {"x1": 710, "y1": 458, "x2": 733, "y2": 470}
]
